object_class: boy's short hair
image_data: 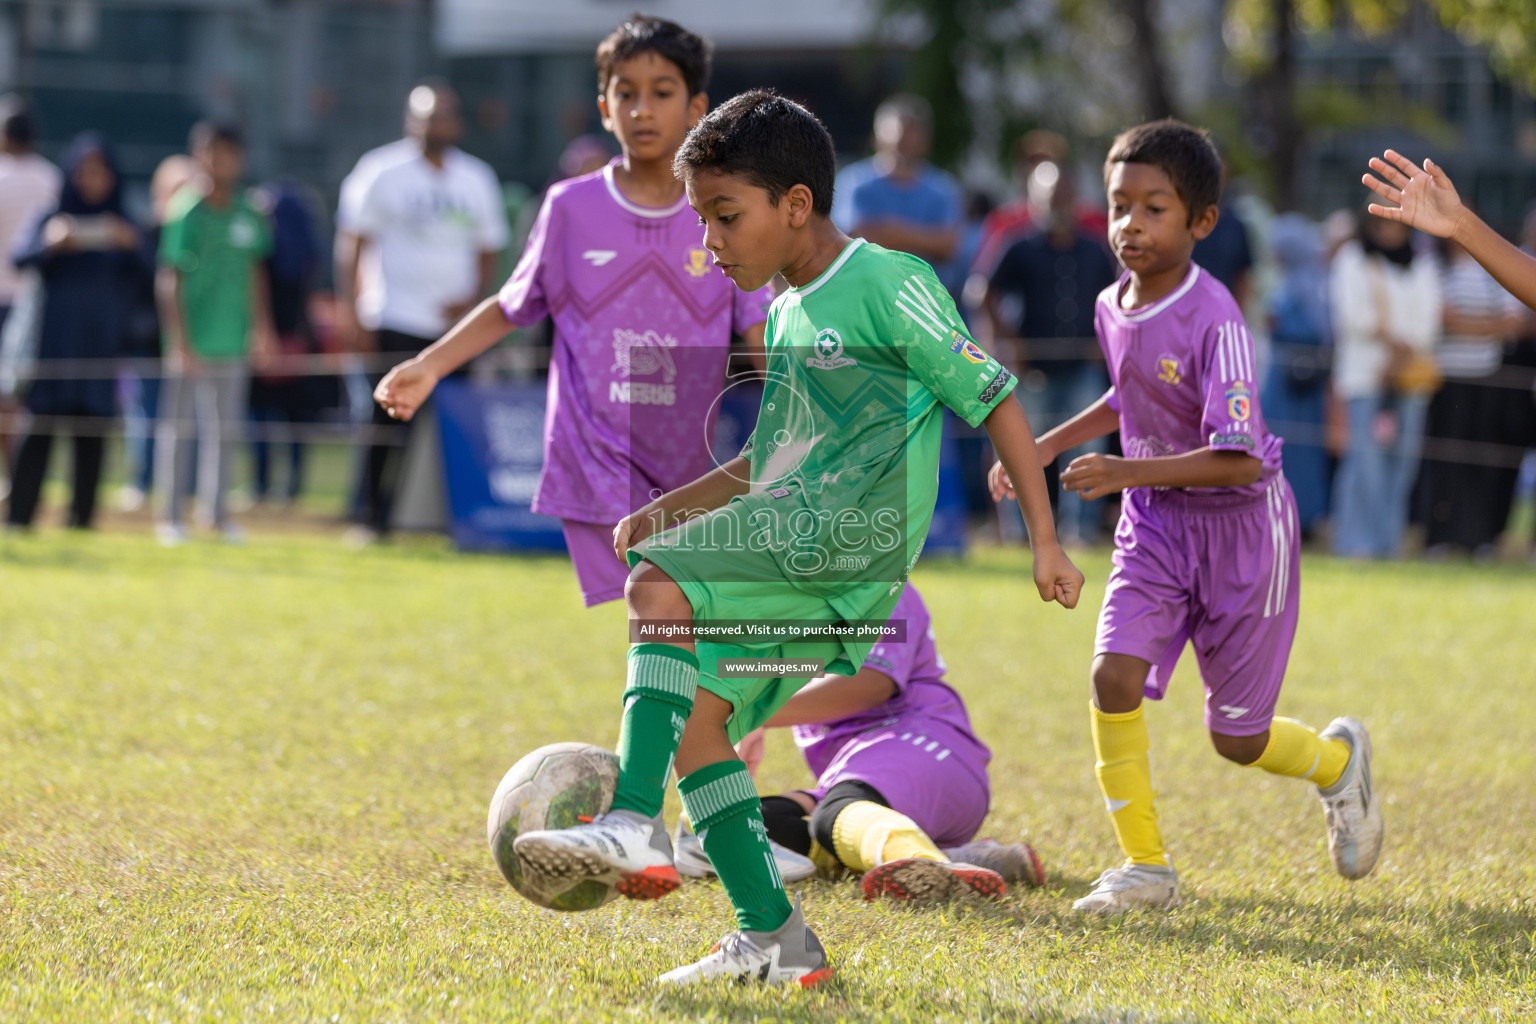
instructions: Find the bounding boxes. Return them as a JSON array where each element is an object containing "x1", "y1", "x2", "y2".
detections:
[
  {"x1": 596, "y1": 15, "x2": 711, "y2": 98},
  {"x1": 673, "y1": 89, "x2": 836, "y2": 217},
  {"x1": 1104, "y1": 119, "x2": 1222, "y2": 224},
  {"x1": 189, "y1": 118, "x2": 244, "y2": 154}
]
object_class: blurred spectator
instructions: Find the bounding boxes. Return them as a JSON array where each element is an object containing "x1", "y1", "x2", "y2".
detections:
[
  {"x1": 0, "y1": 97, "x2": 61, "y2": 331},
  {"x1": 831, "y1": 94, "x2": 960, "y2": 268},
  {"x1": 334, "y1": 80, "x2": 508, "y2": 544},
  {"x1": 117, "y1": 154, "x2": 197, "y2": 512},
  {"x1": 1422, "y1": 235, "x2": 1527, "y2": 558},
  {"x1": 983, "y1": 161, "x2": 1117, "y2": 545},
  {"x1": 0, "y1": 96, "x2": 61, "y2": 489},
  {"x1": 247, "y1": 180, "x2": 324, "y2": 508},
  {"x1": 938, "y1": 190, "x2": 993, "y2": 303},
  {"x1": 1192, "y1": 169, "x2": 1255, "y2": 311},
  {"x1": 970, "y1": 130, "x2": 1107, "y2": 277},
  {"x1": 5, "y1": 134, "x2": 141, "y2": 531},
  {"x1": 1329, "y1": 215, "x2": 1442, "y2": 558},
  {"x1": 1259, "y1": 214, "x2": 1333, "y2": 537},
  {"x1": 155, "y1": 121, "x2": 275, "y2": 546}
]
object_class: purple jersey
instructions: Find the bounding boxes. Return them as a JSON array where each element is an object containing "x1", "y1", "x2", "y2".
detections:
[
  {"x1": 1095, "y1": 264, "x2": 1283, "y2": 498},
  {"x1": 498, "y1": 159, "x2": 773, "y2": 524},
  {"x1": 792, "y1": 585, "x2": 990, "y2": 781}
]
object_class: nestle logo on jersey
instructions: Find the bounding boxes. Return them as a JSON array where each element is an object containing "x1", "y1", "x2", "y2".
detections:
[{"x1": 610, "y1": 328, "x2": 679, "y2": 405}]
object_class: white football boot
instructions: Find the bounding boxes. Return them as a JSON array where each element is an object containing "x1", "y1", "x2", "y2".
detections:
[
  {"x1": 672, "y1": 819, "x2": 818, "y2": 884},
  {"x1": 1316, "y1": 717, "x2": 1384, "y2": 880},
  {"x1": 512, "y1": 808, "x2": 680, "y2": 901},
  {"x1": 1072, "y1": 861, "x2": 1181, "y2": 916},
  {"x1": 658, "y1": 896, "x2": 832, "y2": 987}
]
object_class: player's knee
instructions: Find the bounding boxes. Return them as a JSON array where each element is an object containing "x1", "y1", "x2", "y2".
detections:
[
  {"x1": 1090, "y1": 654, "x2": 1146, "y2": 714},
  {"x1": 624, "y1": 559, "x2": 690, "y2": 620},
  {"x1": 1210, "y1": 728, "x2": 1268, "y2": 766}
]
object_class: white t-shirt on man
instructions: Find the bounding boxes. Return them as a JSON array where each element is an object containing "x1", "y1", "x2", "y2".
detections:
[
  {"x1": 0, "y1": 152, "x2": 62, "y2": 306},
  {"x1": 350, "y1": 145, "x2": 509, "y2": 338}
]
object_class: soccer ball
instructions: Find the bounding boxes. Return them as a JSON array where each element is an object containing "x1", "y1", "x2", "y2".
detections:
[{"x1": 486, "y1": 741, "x2": 621, "y2": 911}]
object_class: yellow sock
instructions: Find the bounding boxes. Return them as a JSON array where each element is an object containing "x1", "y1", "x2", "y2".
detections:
[
  {"x1": 1252, "y1": 717, "x2": 1351, "y2": 789},
  {"x1": 1091, "y1": 703, "x2": 1167, "y2": 867},
  {"x1": 830, "y1": 800, "x2": 944, "y2": 872},
  {"x1": 806, "y1": 840, "x2": 845, "y2": 879}
]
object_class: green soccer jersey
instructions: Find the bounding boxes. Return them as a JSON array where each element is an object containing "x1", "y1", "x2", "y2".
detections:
[
  {"x1": 159, "y1": 187, "x2": 272, "y2": 359},
  {"x1": 739, "y1": 238, "x2": 1016, "y2": 623}
]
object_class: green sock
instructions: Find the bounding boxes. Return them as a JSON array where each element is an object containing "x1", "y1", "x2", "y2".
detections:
[
  {"x1": 610, "y1": 644, "x2": 697, "y2": 818},
  {"x1": 679, "y1": 760, "x2": 792, "y2": 933}
]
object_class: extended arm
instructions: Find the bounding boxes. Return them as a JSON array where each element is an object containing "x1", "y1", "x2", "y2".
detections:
[
  {"x1": 989, "y1": 396, "x2": 1118, "y2": 502},
  {"x1": 983, "y1": 396, "x2": 1083, "y2": 607},
  {"x1": 1061, "y1": 447, "x2": 1260, "y2": 501},
  {"x1": 1365, "y1": 150, "x2": 1536, "y2": 313},
  {"x1": 761, "y1": 667, "x2": 897, "y2": 728},
  {"x1": 374, "y1": 297, "x2": 513, "y2": 421},
  {"x1": 613, "y1": 456, "x2": 753, "y2": 560}
]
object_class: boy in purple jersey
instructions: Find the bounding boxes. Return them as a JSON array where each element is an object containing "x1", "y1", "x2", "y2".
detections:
[
  {"x1": 992, "y1": 120, "x2": 1383, "y2": 914},
  {"x1": 374, "y1": 16, "x2": 772, "y2": 606},
  {"x1": 677, "y1": 583, "x2": 1045, "y2": 902}
]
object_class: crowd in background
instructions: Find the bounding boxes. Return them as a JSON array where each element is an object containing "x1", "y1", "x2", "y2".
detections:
[{"x1": 0, "y1": 84, "x2": 1532, "y2": 561}]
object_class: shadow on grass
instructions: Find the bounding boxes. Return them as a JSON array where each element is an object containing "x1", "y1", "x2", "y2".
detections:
[{"x1": 1067, "y1": 889, "x2": 1536, "y2": 983}]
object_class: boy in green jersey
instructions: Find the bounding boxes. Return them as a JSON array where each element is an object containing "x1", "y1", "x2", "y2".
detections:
[{"x1": 512, "y1": 90, "x2": 1082, "y2": 987}]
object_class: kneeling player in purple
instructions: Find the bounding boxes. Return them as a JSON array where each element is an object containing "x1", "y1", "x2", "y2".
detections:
[
  {"x1": 992, "y1": 119, "x2": 1383, "y2": 914},
  {"x1": 373, "y1": 16, "x2": 772, "y2": 606},
  {"x1": 682, "y1": 583, "x2": 1045, "y2": 902}
]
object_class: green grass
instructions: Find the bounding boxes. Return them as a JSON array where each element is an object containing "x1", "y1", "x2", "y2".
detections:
[{"x1": 1, "y1": 532, "x2": 1534, "y2": 1022}]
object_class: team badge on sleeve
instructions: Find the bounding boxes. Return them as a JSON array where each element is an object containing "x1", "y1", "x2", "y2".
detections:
[
  {"x1": 1225, "y1": 381, "x2": 1252, "y2": 421},
  {"x1": 948, "y1": 330, "x2": 989, "y2": 365}
]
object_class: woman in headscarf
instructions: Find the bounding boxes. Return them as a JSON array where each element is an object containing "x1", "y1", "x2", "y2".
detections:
[
  {"x1": 1260, "y1": 213, "x2": 1333, "y2": 537},
  {"x1": 5, "y1": 133, "x2": 142, "y2": 529}
]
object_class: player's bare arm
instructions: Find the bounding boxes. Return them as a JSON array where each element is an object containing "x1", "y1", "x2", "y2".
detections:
[
  {"x1": 732, "y1": 666, "x2": 899, "y2": 776},
  {"x1": 989, "y1": 396, "x2": 1118, "y2": 501},
  {"x1": 373, "y1": 297, "x2": 513, "y2": 421},
  {"x1": 983, "y1": 397, "x2": 1084, "y2": 608},
  {"x1": 611, "y1": 456, "x2": 753, "y2": 560},
  {"x1": 1061, "y1": 447, "x2": 1260, "y2": 501},
  {"x1": 1364, "y1": 149, "x2": 1536, "y2": 313}
]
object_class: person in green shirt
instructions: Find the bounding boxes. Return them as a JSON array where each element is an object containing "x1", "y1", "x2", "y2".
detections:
[
  {"x1": 154, "y1": 120, "x2": 274, "y2": 545},
  {"x1": 483, "y1": 90, "x2": 1082, "y2": 987}
]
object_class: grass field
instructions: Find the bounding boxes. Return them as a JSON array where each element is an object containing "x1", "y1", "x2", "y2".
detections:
[{"x1": 2, "y1": 532, "x2": 1534, "y2": 1022}]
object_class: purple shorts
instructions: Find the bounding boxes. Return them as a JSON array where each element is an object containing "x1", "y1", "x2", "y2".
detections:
[
  {"x1": 807, "y1": 716, "x2": 991, "y2": 847},
  {"x1": 1095, "y1": 477, "x2": 1300, "y2": 736},
  {"x1": 562, "y1": 519, "x2": 627, "y2": 607}
]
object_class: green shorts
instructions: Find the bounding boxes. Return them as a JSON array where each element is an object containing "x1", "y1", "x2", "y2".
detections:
[{"x1": 628, "y1": 502, "x2": 880, "y2": 744}]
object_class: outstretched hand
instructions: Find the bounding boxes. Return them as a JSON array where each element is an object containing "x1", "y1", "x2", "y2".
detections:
[{"x1": 1362, "y1": 150, "x2": 1466, "y2": 240}]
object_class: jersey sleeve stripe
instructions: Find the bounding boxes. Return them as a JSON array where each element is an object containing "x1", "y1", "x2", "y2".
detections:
[
  {"x1": 910, "y1": 276, "x2": 960, "y2": 329},
  {"x1": 894, "y1": 294, "x2": 946, "y2": 342},
  {"x1": 1217, "y1": 323, "x2": 1230, "y2": 382},
  {"x1": 1241, "y1": 324, "x2": 1254, "y2": 379}
]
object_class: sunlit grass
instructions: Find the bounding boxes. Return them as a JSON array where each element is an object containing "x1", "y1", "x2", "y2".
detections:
[{"x1": 1, "y1": 532, "x2": 1533, "y2": 1022}]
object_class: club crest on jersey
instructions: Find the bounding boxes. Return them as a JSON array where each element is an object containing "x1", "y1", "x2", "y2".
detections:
[
  {"x1": 1225, "y1": 381, "x2": 1252, "y2": 421},
  {"x1": 948, "y1": 330, "x2": 989, "y2": 364},
  {"x1": 685, "y1": 248, "x2": 711, "y2": 277},
  {"x1": 1156, "y1": 354, "x2": 1183, "y2": 385},
  {"x1": 807, "y1": 328, "x2": 857, "y2": 370}
]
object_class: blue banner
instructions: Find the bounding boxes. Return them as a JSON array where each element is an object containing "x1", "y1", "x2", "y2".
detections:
[{"x1": 434, "y1": 379, "x2": 567, "y2": 553}]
